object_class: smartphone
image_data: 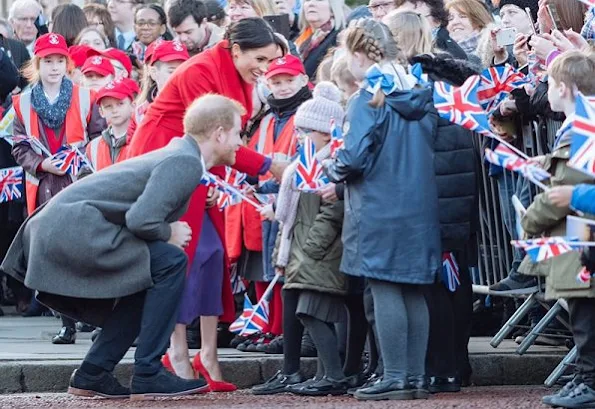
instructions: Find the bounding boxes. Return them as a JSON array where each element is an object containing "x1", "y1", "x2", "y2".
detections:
[
  {"x1": 263, "y1": 14, "x2": 290, "y2": 39},
  {"x1": 496, "y1": 27, "x2": 517, "y2": 47},
  {"x1": 525, "y1": 7, "x2": 538, "y2": 35},
  {"x1": 546, "y1": 4, "x2": 562, "y2": 32}
]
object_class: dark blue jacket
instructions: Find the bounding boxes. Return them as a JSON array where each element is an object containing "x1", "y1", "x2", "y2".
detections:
[{"x1": 325, "y1": 86, "x2": 441, "y2": 284}]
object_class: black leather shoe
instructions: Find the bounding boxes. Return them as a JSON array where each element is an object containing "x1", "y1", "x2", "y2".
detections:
[
  {"x1": 348, "y1": 373, "x2": 381, "y2": 395},
  {"x1": 292, "y1": 377, "x2": 350, "y2": 396},
  {"x1": 543, "y1": 377, "x2": 582, "y2": 406},
  {"x1": 252, "y1": 370, "x2": 303, "y2": 395},
  {"x1": 286, "y1": 376, "x2": 322, "y2": 393},
  {"x1": 429, "y1": 376, "x2": 461, "y2": 393},
  {"x1": 130, "y1": 368, "x2": 208, "y2": 400},
  {"x1": 549, "y1": 382, "x2": 595, "y2": 409},
  {"x1": 67, "y1": 369, "x2": 130, "y2": 399},
  {"x1": 409, "y1": 375, "x2": 429, "y2": 399},
  {"x1": 354, "y1": 378, "x2": 414, "y2": 401},
  {"x1": 52, "y1": 326, "x2": 76, "y2": 344}
]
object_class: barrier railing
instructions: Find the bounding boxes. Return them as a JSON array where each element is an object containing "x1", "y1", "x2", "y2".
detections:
[{"x1": 471, "y1": 117, "x2": 563, "y2": 293}]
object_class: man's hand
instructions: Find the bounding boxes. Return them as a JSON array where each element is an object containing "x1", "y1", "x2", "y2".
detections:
[
  {"x1": 41, "y1": 157, "x2": 67, "y2": 176},
  {"x1": 205, "y1": 186, "x2": 219, "y2": 209},
  {"x1": 168, "y1": 221, "x2": 192, "y2": 249},
  {"x1": 269, "y1": 159, "x2": 290, "y2": 181},
  {"x1": 317, "y1": 183, "x2": 339, "y2": 202},
  {"x1": 547, "y1": 185, "x2": 574, "y2": 208}
]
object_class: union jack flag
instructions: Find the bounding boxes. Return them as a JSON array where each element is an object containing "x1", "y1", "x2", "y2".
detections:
[
  {"x1": 577, "y1": 267, "x2": 593, "y2": 284},
  {"x1": 442, "y1": 252, "x2": 460, "y2": 292},
  {"x1": 295, "y1": 137, "x2": 329, "y2": 192},
  {"x1": 50, "y1": 145, "x2": 87, "y2": 176},
  {"x1": 478, "y1": 65, "x2": 530, "y2": 112},
  {"x1": 0, "y1": 166, "x2": 23, "y2": 203},
  {"x1": 512, "y1": 237, "x2": 579, "y2": 262},
  {"x1": 216, "y1": 185, "x2": 243, "y2": 210},
  {"x1": 569, "y1": 93, "x2": 595, "y2": 177},
  {"x1": 223, "y1": 167, "x2": 247, "y2": 187},
  {"x1": 200, "y1": 172, "x2": 218, "y2": 186},
  {"x1": 484, "y1": 144, "x2": 550, "y2": 181},
  {"x1": 329, "y1": 118, "x2": 343, "y2": 157},
  {"x1": 577, "y1": 0, "x2": 595, "y2": 8},
  {"x1": 229, "y1": 294, "x2": 253, "y2": 333},
  {"x1": 253, "y1": 192, "x2": 276, "y2": 206},
  {"x1": 433, "y1": 75, "x2": 491, "y2": 134},
  {"x1": 240, "y1": 298, "x2": 270, "y2": 336}
]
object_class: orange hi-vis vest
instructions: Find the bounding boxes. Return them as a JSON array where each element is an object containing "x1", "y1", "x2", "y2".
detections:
[
  {"x1": 85, "y1": 135, "x2": 127, "y2": 171},
  {"x1": 225, "y1": 113, "x2": 298, "y2": 261},
  {"x1": 13, "y1": 85, "x2": 93, "y2": 215}
]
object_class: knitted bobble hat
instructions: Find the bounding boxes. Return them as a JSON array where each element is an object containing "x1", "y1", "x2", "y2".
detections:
[
  {"x1": 498, "y1": 0, "x2": 539, "y2": 22},
  {"x1": 294, "y1": 81, "x2": 345, "y2": 134}
]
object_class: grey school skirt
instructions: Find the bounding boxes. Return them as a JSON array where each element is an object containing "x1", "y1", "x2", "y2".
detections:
[{"x1": 295, "y1": 290, "x2": 345, "y2": 323}]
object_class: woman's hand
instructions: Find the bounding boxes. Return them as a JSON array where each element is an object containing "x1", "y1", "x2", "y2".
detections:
[
  {"x1": 551, "y1": 30, "x2": 588, "y2": 52},
  {"x1": 537, "y1": 0, "x2": 553, "y2": 34},
  {"x1": 317, "y1": 183, "x2": 338, "y2": 202},
  {"x1": 529, "y1": 35, "x2": 557, "y2": 62},
  {"x1": 40, "y1": 157, "x2": 67, "y2": 176},
  {"x1": 547, "y1": 185, "x2": 574, "y2": 208},
  {"x1": 490, "y1": 28, "x2": 508, "y2": 64},
  {"x1": 513, "y1": 33, "x2": 529, "y2": 67},
  {"x1": 259, "y1": 204, "x2": 275, "y2": 221},
  {"x1": 205, "y1": 186, "x2": 219, "y2": 209}
]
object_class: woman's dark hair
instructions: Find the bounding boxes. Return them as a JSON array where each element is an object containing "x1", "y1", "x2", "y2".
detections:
[
  {"x1": 394, "y1": 0, "x2": 450, "y2": 28},
  {"x1": 52, "y1": 4, "x2": 89, "y2": 47},
  {"x1": 225, "y1": 17, "x2": 287, "y2": 54},
  {"x1": 83, "y1": 4, "x2": 116, "y2": 47},
  {"x1": 135, "y1": 4, "x2": 174, "y2": 40},
  {"x1": 204, "y1": 0, "x2": 226, "y2": 27}
]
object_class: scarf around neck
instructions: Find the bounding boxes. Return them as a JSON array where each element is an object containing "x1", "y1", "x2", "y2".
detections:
[
  {"x1": 31, "y1": 77, "x2": 73, "y2": 129},
  {"x1": 267, "y1": 86, "x2": 312, "y2": 114},
  {"x1": 298, "y1": 20, "x2": 334, "y2": 60}
]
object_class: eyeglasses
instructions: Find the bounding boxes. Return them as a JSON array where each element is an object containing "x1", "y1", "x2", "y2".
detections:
[
  {"x1": 367, "y1": 2, "x2": 394, "y2": 12},
  {"x1": 135, "y1": 20, "x2": 161, "y2": 28},
  {"x1": 13, "y1": 16, "x2": 37, "y2": 24}
]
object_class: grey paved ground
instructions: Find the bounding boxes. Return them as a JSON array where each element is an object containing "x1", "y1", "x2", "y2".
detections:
[
  {"x1": 0, "y1": 313, "x2": 571, "y2": 394},
  {"x1": 0, "y1": 387, "x2": 554, "y2": 409}
]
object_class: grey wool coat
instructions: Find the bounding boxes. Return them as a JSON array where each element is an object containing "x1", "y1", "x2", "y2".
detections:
[{"x1": 0, "y1": 135, "x2": 204, "y2": 326}]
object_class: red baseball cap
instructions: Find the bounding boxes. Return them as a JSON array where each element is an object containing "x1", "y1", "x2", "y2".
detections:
[
  {"x1": 82, "y1": 56, "x2": 116, "y2": 77},
  {"x1": 265, "y1": 55, "x2": 306, "y2": 80},
  {"x1": 143, "y1": 38, "x2": 163, "y2": 65},
  {"x1": 69, "y1": 45, "x2": 102, "y2": 68},
  {"x1": 103, "y1": 48, "x2": 133, "y2": 76},
  {"x1": 95, "y1": 81, "x2": 134, "y2": 105},
  {"x1": 34, "y1": 33, "x2": 69, "y2": 58},
  {"x1": 151, "y1": 40, "x2": 190, "y2": 64},
  {"x1": 115, "y1": 77, "x2": 140, "y2": 97}
]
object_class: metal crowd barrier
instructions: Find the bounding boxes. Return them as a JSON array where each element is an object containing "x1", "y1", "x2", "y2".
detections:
[{"x1": 471, "y1": 117, "x2": 563, "y2": 293}]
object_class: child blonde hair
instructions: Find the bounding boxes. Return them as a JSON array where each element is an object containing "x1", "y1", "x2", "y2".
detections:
[
  {"x1": 343, "y1": 19, "x2": 403, "y2": 108},
  {"x1": 383, "y1": 11, "x2": 434, "y2": 62},
  {"x1": 330, "y1": 55, "x2": 357, "y2": 90}
]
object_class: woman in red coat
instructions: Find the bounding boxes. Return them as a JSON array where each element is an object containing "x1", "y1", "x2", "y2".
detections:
[{"x1": 127, "y1": 18, "x2": 287, "y2": 390}]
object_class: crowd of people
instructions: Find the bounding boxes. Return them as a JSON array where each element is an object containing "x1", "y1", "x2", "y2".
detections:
[{"x1": 0, "y1": 0, "x2": 594, "y2": 406}]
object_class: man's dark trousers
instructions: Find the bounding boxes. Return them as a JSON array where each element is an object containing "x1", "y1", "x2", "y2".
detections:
[{"x1": 83, "y1": 241, "x2": 187, "y2": 375}]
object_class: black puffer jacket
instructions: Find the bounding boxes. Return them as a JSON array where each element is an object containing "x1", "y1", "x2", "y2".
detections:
[{"x1": 410, "y1": 54, "x2": 480, "y2": 251}]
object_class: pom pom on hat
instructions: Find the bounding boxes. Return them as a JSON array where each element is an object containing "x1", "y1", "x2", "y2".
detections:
[{"x1": 294, "y1": 81, "x2": 345, "y2": 134}]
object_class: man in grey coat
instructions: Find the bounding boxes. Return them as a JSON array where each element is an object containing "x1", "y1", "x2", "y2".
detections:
[{"x1": 1, "y1": 94, "x2": 246, "y2": 400}]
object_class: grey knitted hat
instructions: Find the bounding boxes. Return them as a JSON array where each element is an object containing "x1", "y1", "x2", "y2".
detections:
[{"x1": 294, "y1": 81, "x2": 345, "y2": 134}]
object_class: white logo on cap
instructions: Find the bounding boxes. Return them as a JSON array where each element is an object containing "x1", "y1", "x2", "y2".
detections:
[
  {"x1": 173, "y1": 40, "x2": 183, "y2": 52},
  {"x1": 49, "y1": 34, "x2": 60, "y2": 45},
  {"x1": 92, "y1": 56, "x2": 102, "y2": 65},
  {"x1": 106, "y1": 82, "x2": 115, "y2": 89},
  {"x1": 276, "y1": 57, "x2": 286, "y2": 65}
]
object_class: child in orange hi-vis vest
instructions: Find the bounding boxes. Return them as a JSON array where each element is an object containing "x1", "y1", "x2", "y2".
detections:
[
  {"x1": 227, "y1": 54, "x2": 312, "y2": 351},
  {"x1": 85, "y1": 80, "x2": 135, "y2": 171},
  {"x1": 11, "y1": 33, "x2": 103, "y2": 345}
]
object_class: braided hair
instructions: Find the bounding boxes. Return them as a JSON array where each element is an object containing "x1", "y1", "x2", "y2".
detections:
[{"x1": 344, "y1": 19, "x2": 403, "y2": 107}]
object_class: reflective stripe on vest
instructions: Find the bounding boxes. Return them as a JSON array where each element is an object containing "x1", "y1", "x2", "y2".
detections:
[
  {"x1": 256, "y1": 114, "x2": 274, "y2": 154},
  {"x1": 88, "y1": 137, "x2": 101, "y2": 170}
]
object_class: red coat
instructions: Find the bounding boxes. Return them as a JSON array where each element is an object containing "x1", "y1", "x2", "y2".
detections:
[{"x1": 127, "y1": 41, "x2": 267, "y2": 323}]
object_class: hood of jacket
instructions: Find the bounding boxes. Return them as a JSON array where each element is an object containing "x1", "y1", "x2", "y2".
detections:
[
  {"x1": 410, "y1": 53, "x2": 480, "y2": 86},
  {"x1": 382, "y1": 86, "x2": 434, "y2": 121}
]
